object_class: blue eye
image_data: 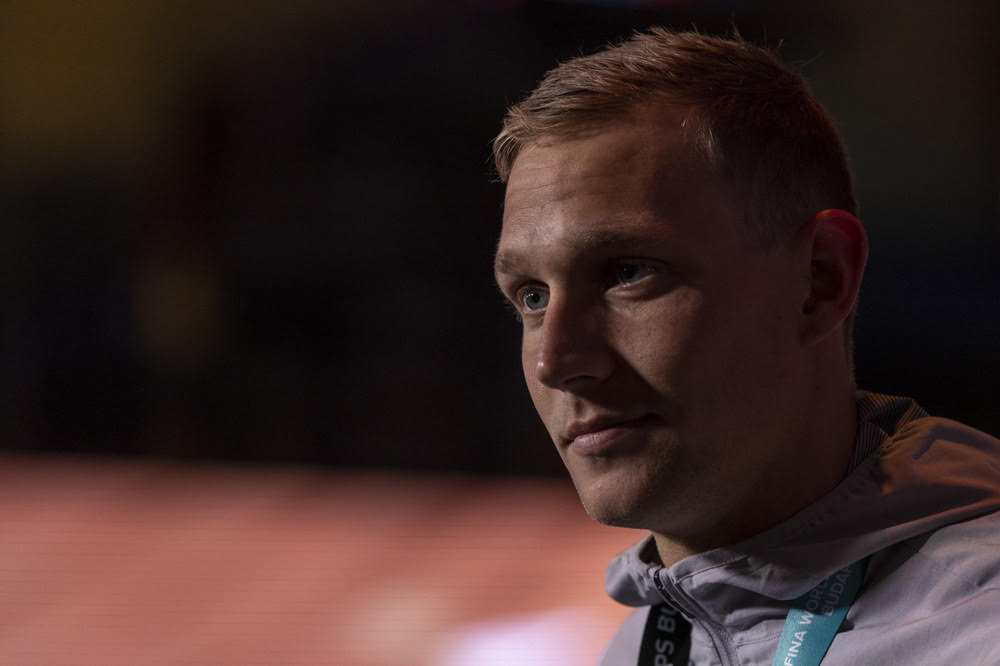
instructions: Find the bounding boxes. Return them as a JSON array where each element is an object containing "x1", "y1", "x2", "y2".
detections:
[
  {"x1": 520, "y1": 287, "x2": 549, "y2": 311},
  {"x1": 616, "y1": 262, "x2": 655, "y2": 285}
]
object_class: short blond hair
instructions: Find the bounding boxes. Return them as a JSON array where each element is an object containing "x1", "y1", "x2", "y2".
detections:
[{"x1": 493, "y1": 28, "x2": 858, "y2": 249}]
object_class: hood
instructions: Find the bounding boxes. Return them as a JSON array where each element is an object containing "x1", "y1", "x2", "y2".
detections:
[{"x1": 605, "y1": 392, "x2": 1000, "y2": 622}]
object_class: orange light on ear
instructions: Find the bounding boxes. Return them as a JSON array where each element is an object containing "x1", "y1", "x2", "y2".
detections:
[{"x1": 798, "y1": 208, "x2": 869, "y2": 348}]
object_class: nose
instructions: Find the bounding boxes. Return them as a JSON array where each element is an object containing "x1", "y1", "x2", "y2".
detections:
[{"x1": 528, "y1": 295, "x2": 614, "y2": 390}]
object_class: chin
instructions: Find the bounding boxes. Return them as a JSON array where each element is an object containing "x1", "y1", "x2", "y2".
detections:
[
  {"x1": 573, "y1": 477, "x2": 659, "y2": 530},
  {"x1": 562, "y1": 440, "x2": 687, "y2": 531},
  {"x1": 583, "y1": 502, "x2": 647, "y2": 529}
]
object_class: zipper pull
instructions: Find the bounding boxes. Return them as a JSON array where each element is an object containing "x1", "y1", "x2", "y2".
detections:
[{"x1": 653, "y1": 568, "x2": 696, "y2": 621}]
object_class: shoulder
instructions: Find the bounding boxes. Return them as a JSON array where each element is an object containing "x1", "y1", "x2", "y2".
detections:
[
  {"x1": 883, "y1": 505, "x2": 1000, "y2": 611},
  {"x1": 844, "y1": 507, "x2": 1000, "y2": 663}
]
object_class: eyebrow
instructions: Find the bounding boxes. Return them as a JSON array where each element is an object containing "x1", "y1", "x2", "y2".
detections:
[
  {"x1": 493, "y1": 249, "x2": 522, "y2": 277},
  {"x1": 493, "y1": 228, "x2": 665, "y2": 277}
]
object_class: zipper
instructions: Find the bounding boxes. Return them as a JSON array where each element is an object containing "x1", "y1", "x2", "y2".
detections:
[{"x1": 652, "y1": 566, "x2": 739, "y2": 666}]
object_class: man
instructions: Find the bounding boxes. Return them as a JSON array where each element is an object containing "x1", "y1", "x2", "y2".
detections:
[{"x1": 492, "y1": 29, "x2": 1000, "y2": 665}]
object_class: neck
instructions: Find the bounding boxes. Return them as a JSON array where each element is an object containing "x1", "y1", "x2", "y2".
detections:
[{"x1": 653, "y1": 383, "x2": 858, "y2": 568}]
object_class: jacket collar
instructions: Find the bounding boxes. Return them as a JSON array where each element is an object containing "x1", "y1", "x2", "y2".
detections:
[{"x1": 605, "y1": 393, "x2": 1000, "y2": 629}]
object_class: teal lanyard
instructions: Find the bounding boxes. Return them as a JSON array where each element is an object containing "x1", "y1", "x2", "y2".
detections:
[
  {"x1": 637, "y1": 558, "x2": 868, "y2": 666},
  {"x1": 770, "y1": 558, "x2": 868, "y2": 666}
]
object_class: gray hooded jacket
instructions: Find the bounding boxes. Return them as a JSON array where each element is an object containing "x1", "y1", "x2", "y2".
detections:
[{"x1": 599, "y1": 393, "x2": 1000, "y2": 665}]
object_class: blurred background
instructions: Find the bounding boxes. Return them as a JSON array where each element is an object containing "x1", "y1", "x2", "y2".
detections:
[{"x1": 0, "y1": 0, "x2": 997, "y2": 663}]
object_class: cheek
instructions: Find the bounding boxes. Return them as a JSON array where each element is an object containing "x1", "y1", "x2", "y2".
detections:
[
  {"x1": 615, "y1": 291, "x2": 703, "y2": 384},
  {"x1": 682, "y1": 284, "x2": 798, "y2": 413},
  {"x1": 620, "y1": 289, "x2": 768, "y2": 432}
]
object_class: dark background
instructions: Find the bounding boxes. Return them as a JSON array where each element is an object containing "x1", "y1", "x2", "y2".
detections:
[{"x1": 2, "y1": 0, "x2": 998, "y2": 475}]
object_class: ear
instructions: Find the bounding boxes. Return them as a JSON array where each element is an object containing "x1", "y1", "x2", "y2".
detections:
[{"x1": 799, "y1": 209, "x2": 868, "y2": 346}]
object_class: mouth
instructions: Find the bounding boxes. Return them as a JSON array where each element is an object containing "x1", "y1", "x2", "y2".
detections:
[{"x1": 563, "y1": 414, "x2": 657, "y2": 456}]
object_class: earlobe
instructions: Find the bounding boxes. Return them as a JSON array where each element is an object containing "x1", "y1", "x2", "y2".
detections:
[{"x1": 800, "y1": 209, "x2": 868, "y2": 345}]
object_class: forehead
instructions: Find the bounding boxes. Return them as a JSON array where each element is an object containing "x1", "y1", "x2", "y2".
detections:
[{"x1": 498, "y1": 107, "x2": 742, "y2": 271}]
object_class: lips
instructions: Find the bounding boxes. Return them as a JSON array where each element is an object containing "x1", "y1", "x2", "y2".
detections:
[{"x1": 562, "y1": 414, "x2": 656, "y2": 455}]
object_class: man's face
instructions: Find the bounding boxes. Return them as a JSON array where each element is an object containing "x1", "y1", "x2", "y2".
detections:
[{"x1": 494, "y1": 106, "x2": 810, "y2": 540}]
